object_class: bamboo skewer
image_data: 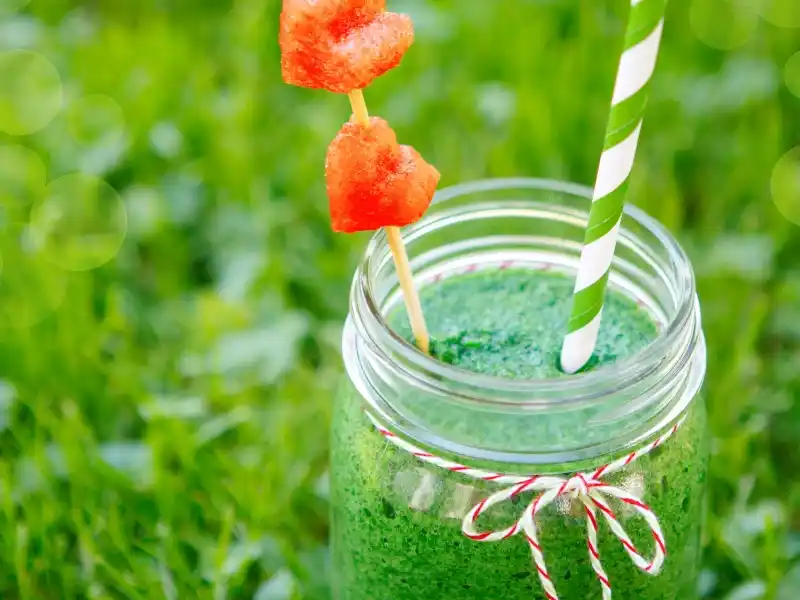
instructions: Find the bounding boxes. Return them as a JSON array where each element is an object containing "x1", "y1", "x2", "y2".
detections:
[{"x1": 347, "y1": 89, "x2": 431, "y2": 354}]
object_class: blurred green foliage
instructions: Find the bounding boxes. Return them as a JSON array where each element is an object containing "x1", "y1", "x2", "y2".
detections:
[{"x1": 0, "y1": 0, "x2": 798, "y2": 598}]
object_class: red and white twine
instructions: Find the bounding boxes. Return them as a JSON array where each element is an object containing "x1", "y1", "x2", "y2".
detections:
[{"x1": 367, "y1": 412, "x2": 684, "y2": 600}]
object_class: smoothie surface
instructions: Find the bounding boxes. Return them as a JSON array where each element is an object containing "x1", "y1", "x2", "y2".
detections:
[{"x1": 390, "y1": 266, "x2": 659, "y2": 378}]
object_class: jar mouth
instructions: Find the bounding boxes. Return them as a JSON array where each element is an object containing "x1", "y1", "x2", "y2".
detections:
[{"x1": 350, "y1": 178, "x2": 700, "y2": 412}]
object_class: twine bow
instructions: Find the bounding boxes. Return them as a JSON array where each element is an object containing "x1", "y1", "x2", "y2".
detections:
[{"x1": 367, "y1": 413, "x2": 684, "y2": 600}]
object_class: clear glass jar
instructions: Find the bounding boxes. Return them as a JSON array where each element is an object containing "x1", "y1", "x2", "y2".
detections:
[{"x1": 331, "y1": 179, "x2": 708, "y2": 600}]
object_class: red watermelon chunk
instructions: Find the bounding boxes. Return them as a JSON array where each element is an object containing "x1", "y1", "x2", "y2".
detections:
[
  {"x1": 280, "y1": 0, "x2": 414, "y2": 93},
  {"x1": 326, "y1": 117, "x2": 440, "y2": 232}
]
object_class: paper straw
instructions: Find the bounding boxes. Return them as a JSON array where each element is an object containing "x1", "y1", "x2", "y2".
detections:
[{"x1": 561, "y1": 0, "x2": 668, "y2": 374}]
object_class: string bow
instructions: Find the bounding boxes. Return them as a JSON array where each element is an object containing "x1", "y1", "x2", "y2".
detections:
[{"x1": 369, "y1": 413, "x2": 684, "y2": 600}]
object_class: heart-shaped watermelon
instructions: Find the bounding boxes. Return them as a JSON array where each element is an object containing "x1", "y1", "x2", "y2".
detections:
[
  {"x1": 280, "y1": 0, "x2": 414, "y2": 93},
  {"x1": 325, "y1": 116, "x2": 439, "y2": 232}
]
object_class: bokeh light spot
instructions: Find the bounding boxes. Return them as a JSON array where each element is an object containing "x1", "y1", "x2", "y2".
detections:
[
  {"x1": 0, "y1": 228, "x2": 66, "y2": 329},
  {"x1": 689, "y1": 0, "x2": 759, "y2": 51},
  {"x1": 0, "y1": 145, "x2": 46, "y2": 225},
  {"x1": 760, "y1": 0, "x2": 800, "y2": 28},
  {"x1": 0, "y1": 0, "x2": 30, "y2": 16},
  {"x1": 784, "y1": 51, "x2": 800, "y2": 98},
  {"x1": 771, "y1": 147, "x2": 800, "y2": 226},
  {"x1": 0, "y1": 51, "x2": 63, "y2": 136},
  {"x1": 66, "y1": 94, "x2": 126, "y2": 146},
  {"x1": 30, "y1": 174, "x2": 127, "y2": 272}
]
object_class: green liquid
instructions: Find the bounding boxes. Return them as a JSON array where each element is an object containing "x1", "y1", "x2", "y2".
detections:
[
  {"x1": 394, "y1": 267, "x2": 658, "y2": 378},
  {"x1": 332, "y1": 268, "x2": 706, "y2": 600}
]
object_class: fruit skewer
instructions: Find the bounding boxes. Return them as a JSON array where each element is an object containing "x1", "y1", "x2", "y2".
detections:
[{"x1": 280, "y1": 0, "x2": 439, "y2": 353}]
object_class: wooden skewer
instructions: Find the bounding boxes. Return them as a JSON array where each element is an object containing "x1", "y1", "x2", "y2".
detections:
[
  {"x1": 385, "y1": 226, "x2": 430, "y2": 354},
  {"x1": 347, "y1": 89, "x2": 431, "y2": 354}
]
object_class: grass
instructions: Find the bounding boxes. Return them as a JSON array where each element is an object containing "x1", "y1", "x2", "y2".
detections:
[{"x1": 0, "y1": 0, "x2": 798, "y2": 598}]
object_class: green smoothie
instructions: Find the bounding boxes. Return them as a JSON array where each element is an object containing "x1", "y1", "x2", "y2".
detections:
[{"x1": 331, "y1": 267, "x2": 707, "y2": 600}]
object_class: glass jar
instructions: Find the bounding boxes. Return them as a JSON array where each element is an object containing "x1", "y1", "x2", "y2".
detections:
[{"x1": 331, "y1": 179, "x2": 708, "y2": 600}]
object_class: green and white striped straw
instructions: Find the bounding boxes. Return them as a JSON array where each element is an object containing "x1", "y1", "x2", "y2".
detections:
[{"x1": 561, "y1": 0, "x2": 668, "y2": 374}]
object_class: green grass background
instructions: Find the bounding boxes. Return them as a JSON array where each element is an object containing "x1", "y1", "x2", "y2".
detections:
[{"x1": 0, "y1": 0, "x2": 799, "y2": 598}]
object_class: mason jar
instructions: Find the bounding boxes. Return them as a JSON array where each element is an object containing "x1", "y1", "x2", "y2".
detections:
[{"x1": 331, "y1": 178, "x2": 708, "y2": 600}]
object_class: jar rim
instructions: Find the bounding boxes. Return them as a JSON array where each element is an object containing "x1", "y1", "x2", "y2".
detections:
[{"x1": 351, "y1": 178, "x2": 699, "y2": 413}]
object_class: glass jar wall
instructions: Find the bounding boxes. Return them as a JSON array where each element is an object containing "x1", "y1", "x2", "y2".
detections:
[{"x1": 331, "y1": 179, "x2": 708, "y2": 600}]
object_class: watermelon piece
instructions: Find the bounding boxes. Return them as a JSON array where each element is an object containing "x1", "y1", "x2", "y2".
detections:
[
  {"x1": 280, "y1": 0, "x2": 414, "y2": 93},
  {"x1": 325, "y1": 117, "x2": 440, "y2": 233}
]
